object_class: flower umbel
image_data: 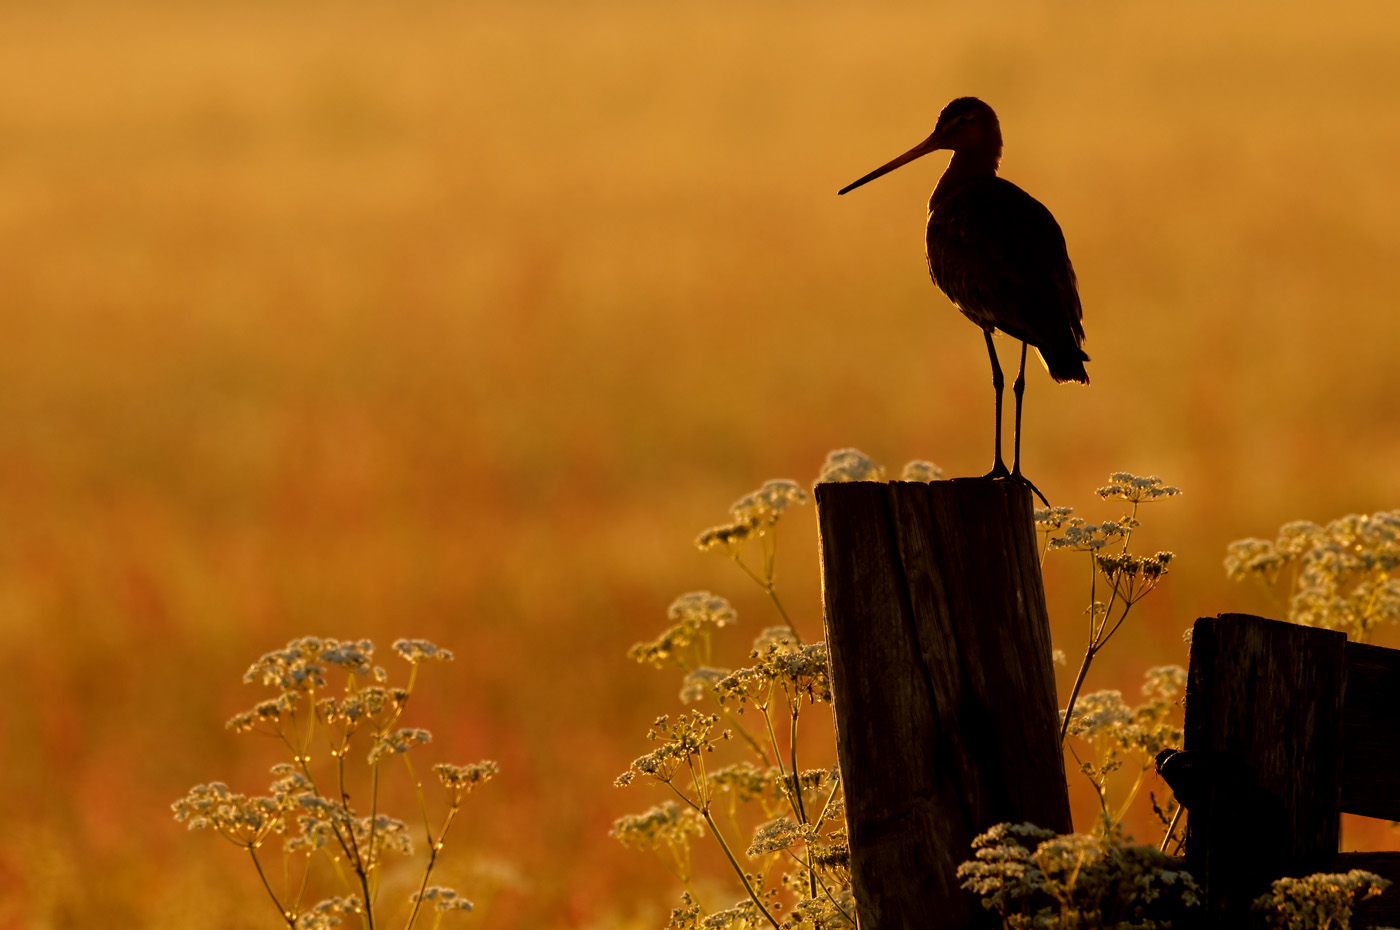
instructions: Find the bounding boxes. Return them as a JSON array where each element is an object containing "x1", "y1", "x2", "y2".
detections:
[
  {"x1": 1253, "y1": 870, "x2": 1390, "y2": 929},
  {"x1": 814, "y1": 449, "x2": 885, "y2": 484},
  {"x1": 1048, "y1": 474, "x2": 1183, "y2": 760},
  {"x1": 621, "y1": 454, "x2": 868, "y2": 930},
  {"x1": 1226, "y1": 510, "x2": 1400, "y2": 642},
  {"x1": 958, "y1": 822, "x2": 1200, "y2": 927},
  {"x1": 175, "y1": 636, "x2": 494, "y2": 929}
]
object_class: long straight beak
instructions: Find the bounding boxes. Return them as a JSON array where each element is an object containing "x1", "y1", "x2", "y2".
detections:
[{"x1": 838, "y1": 131, "x2": 944, "y2": 195}]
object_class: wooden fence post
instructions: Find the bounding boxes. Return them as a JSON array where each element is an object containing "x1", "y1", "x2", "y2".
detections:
[
  {"x1": 1184, "y1": 614, "x2": 1348, "y2": 928},
  {"x1": 816, "y1": 478, "x2": 1072, "y2": 929}
]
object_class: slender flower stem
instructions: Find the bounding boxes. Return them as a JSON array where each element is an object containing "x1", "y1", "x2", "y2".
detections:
[
  {"x1": 1112, "y1": 767, "x2": 1149, "y2": 827},
  {"x1": 1059, "y1": 646, "x2": 1097, "y2": 744},
  {"x1": 1095, "y1": 601, "x2": 1138, "y2": 652},
  {"x1": 248, "y1": 847, "x2": 296, "y2": 928},
  {"x1": 1065, "y1": 741, "x2": 1110, "y2": 820},
  {"x1": 732, "y1": 557, "x2": 800, "y2": 640},
  {"x1": 764, "y1": 531, "x2": 776, "y2": 587},
  {"x1": 405, "y1": 755, "x2": 433, "y2": 841},
  {"x1": 700, "y1": 809, "x2": 781, "y2": 930},
  {"x1": 785, "y1": 697, "x2": 817, "y2": 900},
  {"x1": 759, "y1": 697, "x2": 804, "y2": 828},
  {"x1": 814, "y1": 774, "x2": 841, "y2": 827},
  {"x1": 765, "y1": 587, "x2": 799, "y2": 641},
  {"x1": 713, "y1": 696, "x2": 771, "y2": 765},
  {"x1": 1160, "y1": 806, "x2": 1185, "y2": 854},
  {"x1": 289, "y1": 854, "x2": 312, "y2": 919},
  {"x1": 342, "y1": 753, "x2": 381, "y2": 930},
  {"x1": 664, "y1": 778, "x2": 780, "y2": 930},
  {"x1": 788, "y1": 704, "x2": 808, "y2": 826},
  {"x1": 819, "y1": 876, "x2": 856, "y2": 927},
  {"x1": 404, "y1": 806, "x2": 460, "y2": 930}
]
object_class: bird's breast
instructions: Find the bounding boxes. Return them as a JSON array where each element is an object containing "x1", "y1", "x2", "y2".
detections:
[{"x1": 924, "y1": 201, "x2": 994, "y2": 327}]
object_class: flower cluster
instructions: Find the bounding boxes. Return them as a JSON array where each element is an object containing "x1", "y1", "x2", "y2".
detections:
[
  {"x1": 172, "y1": 781, "x2": 288, "y2": 844},
  {"x1": 368, "y1": 727, "x2": 432, "y2": 764},
  {"x1": 317, "y1": 686, "x2": 409, "y2": 730},
  {"x1": 621, "y1": 455, "x2": 858, "y2": 930},
  {"x1": 629, "y1": 592, "x2": 738, "y2": 671},
  {"x1": 780, "y1": 883, "x2": 855, "y2": 930},
  {"x1": 1095, "y1": 473, "x2": 1182, "y2": 504},
  {"x1": 696, "y1": 481, "x2": 809, "y2": 554},
  {"x1": 1047, "y1": 516, "x2": 1136, "y2": 553},
  {"x1": 243, "y1": 637, "x2": 344, "y2": 691},
  {"x1": 1035, "y1": 505, "x2": 1078, "y2": 533},
  {"x1": 393, "y1": 639, "x2": 456, "y2": 663},
  {"x1": 707, "y1": 762, "x2": 785, "y2": 805},
  {"x1": 1226, "y1": 511, "x2": 1400, "y2": 641},
  {"x1": 435, "y1": 761, "x2": 499, "y2": 800},
  {"x1": 294, "y1": 895, "x2": 363, "y2": 930},
  {"x1": 714, "y1": 635, "x2": 832, "y2": 708},
  {"x1": 1061, "y1": 667, "x2": 1185, "y2": 824},
  {"x1": 680, "y1": 667, "x2": 732, "y2": 704},
  {"x1": 616, "y1": 713, "x2": 730, "y2": 787},
  {"x1": 175, "y1": 636, "x2": 491, "y2": 929},
  {"x1": 806, "y1": 832, "x2": 850, "y2": 875},
  {"x1": 681, "y1": 897, "x2": 773, "y2": 930},
  {"x1": 1063, "y1": 670, "x2": 1184, "y2": 760},
  {"x1": 410, "y1": 887, "x2": 475, "y2": 914},
  {"x1": 226, "y1": 692, "x2": 303, "y2": 734},
  {"x1": 814, "y1": 448, "x2": 885, "y2": 484},
  {"x1": 1252, "y1": 870, "x2": 1390, "y2": 929},
  {"x1": 731, "y1": 481, "x2": 809, "y2": 527},
  {"x1": 1095, "y1": 551, "x2": 1175, "y2": 605},
  {"x1": 899, "y1": 460, "x2": 944, "y2": 482},
  {"x1": 746, "y1": 817, "x2": 818, "y2": 857},
  {"x1": 957, "y1": 822, "x2": 1200, "y2": 928},
  {"x1": 1043, "y1": 473, "x2": 1183, "y2": 777},
  {"x1": 611, "y1": 801, "x2": 706, "y2": 851}
]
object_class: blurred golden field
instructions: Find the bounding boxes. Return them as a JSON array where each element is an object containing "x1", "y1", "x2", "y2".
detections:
[{"x1": 3, "y1": 0, "x2": 1400, "y2": 926}]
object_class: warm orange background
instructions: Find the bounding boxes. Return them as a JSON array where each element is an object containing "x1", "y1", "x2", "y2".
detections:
[{"x1": 3, "y1": 1, "x2": 1400, "y2": 926}]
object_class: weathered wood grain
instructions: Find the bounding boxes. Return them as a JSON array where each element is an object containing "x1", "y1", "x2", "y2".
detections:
[
  {"x1": 816, "y1": 478, "x2": 1071, "y2": 930},
  {"x1": 1184, "y1": 614, "x2": 1348, "y2": 929}
]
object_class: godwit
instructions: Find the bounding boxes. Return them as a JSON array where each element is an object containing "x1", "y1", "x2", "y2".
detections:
[{"x1": 840, "y1": 97, "x2": 1088, "y2": 498}]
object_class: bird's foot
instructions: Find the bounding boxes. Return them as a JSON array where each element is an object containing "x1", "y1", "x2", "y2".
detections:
[
  {"x1": 983, "y1": 462, "x2": 1048, "y2": 506},
  {"x1": 1010, "y1": 469, "x2": 1051, "y2": 508}
]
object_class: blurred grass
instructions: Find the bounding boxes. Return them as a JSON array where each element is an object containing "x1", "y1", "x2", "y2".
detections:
[{"x1": 2, "y1": 0, "x2": 1400, "y2": 926}]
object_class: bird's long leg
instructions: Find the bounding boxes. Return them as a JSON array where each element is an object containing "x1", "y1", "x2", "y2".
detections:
[
  {"x1": 1010, "y1": 341, "x2": 1050, "y2": 507},
  {"x1": 1011, "y1": 341, "x2": 1028, "y2": 476},
  {"x1": 982, "y1": 330, "x2": 1009, "y2": 479}
]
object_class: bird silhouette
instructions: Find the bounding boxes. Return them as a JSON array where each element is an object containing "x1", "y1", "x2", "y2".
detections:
[{"x1": 839, "y1": 97, "x2": 1088, "y2": 500}]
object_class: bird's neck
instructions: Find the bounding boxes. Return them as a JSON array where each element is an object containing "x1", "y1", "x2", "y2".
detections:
[{"x1": 932, "y1": 146, "x2": 1002, "y2": 204}]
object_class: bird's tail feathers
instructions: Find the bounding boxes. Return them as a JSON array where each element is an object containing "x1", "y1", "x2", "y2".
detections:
[{"x1": 1040, "y1": 348, "x2": 1090, "y2": 385}]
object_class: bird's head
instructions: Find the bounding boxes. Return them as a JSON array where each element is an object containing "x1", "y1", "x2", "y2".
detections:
[
  {"x1": 838, "y1": 96, "x2": 1003, "y2": 195},
  {"x1": 929, "y1": 97, "x2": 1002, "y2": 154}
]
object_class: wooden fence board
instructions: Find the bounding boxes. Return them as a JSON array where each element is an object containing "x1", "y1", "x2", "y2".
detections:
[
  {"x1": 1341, "y1": 642, "x2": 1400, "y2": 821},
  {"x1": 1184, "y1": 614, "x2": 1348, "y2": 928}
]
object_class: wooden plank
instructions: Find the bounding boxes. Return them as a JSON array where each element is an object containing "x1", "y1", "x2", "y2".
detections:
[
  {"x1": 816, "y1": 478, "x2": 1070, "y2": 930},
  {"x1": 1184, "y1": 614, "x2": 1349, "y2": 928},
  {"x1": 1341, "y1": 641, "x2": 1400, "y2": 820}
]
